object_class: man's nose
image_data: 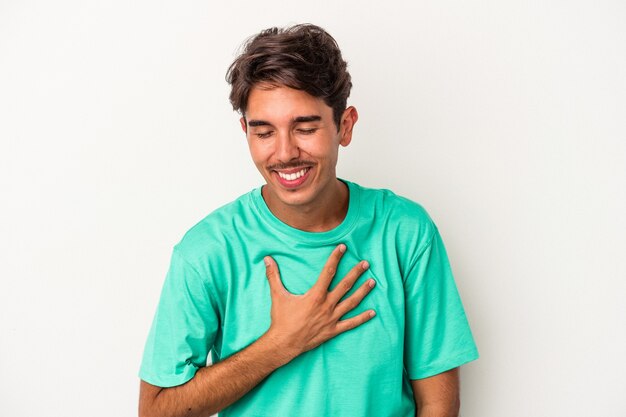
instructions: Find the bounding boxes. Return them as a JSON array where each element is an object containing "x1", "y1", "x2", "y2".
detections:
[{"x1": 275, "y1": 131, "x2": 300, "y2": 162}]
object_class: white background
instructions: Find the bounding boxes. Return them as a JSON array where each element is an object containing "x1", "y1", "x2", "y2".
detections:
[{"x1": 1, "y1": 1, "x2": 625, "y2": 416}]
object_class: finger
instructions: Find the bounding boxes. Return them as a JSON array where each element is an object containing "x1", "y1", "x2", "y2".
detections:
[
  {"x1": 312, "y1": 244, "x2": 347, "y2": 292},
  {"x1": 333, "y1": 279, "x2": 376, "y2": 319},
  {"x1": 334, "y1": 309, "x2": 376, "y2": 335},
  {"x1": 327, "y1": 260, "x2": 369, "y2": 305},
  {"x1": 264, "y1": 256, "x2": 288, "y2": 296}
]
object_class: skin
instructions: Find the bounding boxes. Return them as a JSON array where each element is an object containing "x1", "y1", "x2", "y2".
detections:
[{"x1": 139, "y1": 84, "x2": 462, "y2": 417}]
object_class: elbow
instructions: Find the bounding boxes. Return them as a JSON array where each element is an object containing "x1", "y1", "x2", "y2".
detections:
[
  {"x1": 138, "y1": 398, "x2": 158, "y2": 417},
  {"x1": 139, "y1": 401, "x2": 168, "y2": 417},
  {"x1": 138, "y1": 381, "x2": 166, "y2": 417}
]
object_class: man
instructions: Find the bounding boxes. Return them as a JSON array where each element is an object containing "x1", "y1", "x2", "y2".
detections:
[{"x1": 138, "y1": 24, "x2": 478, "y2": 417}]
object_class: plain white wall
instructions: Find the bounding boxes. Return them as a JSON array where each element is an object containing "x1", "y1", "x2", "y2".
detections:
[{"x1": 1, "y1": 0, "x2": 625, "y2": 416}]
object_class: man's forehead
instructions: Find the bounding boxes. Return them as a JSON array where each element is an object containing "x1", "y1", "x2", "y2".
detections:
[{"x1": 245, "y1": 85, "x2": 331, "y2": 125}]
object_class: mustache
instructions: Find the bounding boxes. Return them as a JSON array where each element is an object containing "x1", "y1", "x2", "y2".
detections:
[{"x1": 268, "y1": 161, "x2": 316, "y2": 170}]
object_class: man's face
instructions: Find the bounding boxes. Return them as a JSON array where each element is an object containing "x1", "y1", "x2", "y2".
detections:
[{"x1": 241, "y1": 84, "x2": 357, "y2": 212}]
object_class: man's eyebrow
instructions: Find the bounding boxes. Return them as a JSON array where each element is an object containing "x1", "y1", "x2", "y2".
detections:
[
  {"x1": 247, "y1": 120, "x2": 271, "y2": 127},
  {"x1": 293, "y1": 115, "x2": 322, "y2": 123},
  {"x1": 247, "y1": 115, "x2": 322, "y2": 127}
]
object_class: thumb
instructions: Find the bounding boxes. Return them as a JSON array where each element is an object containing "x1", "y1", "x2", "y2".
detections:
[{"x1": 264, "y1": 256, "x2": 287, "y2": 296}]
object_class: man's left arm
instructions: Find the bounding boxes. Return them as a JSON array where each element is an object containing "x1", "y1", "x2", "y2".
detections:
[
  {"x1": 403, "y1": 222, "x2": 478, "y2": 415},
  {"x1": 411, "y1": 367, "x2": 460, "y2": 417}
]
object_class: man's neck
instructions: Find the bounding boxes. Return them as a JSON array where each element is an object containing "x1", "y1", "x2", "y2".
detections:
[{"x1": 261, "y1": 179, "x2": 349, "y2": 233}]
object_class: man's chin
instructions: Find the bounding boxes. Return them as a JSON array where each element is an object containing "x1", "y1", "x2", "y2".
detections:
[{"x1": 263, "y1": 184, "x2": 315, "y2": 208}]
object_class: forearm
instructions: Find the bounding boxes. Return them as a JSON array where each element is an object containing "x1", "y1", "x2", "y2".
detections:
[{"x1": 140, "y1": 332, "x2": 297, "y2": 417}]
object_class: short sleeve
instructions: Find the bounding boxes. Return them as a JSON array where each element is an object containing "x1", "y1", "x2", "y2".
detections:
[
  {"x1": 139, "y1": 248, "x2": 220, "y2": 387},
  {"x1": 403, "y1": 226, "x2": 479, "y2": 379}
]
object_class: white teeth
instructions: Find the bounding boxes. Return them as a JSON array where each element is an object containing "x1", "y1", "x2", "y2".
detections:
[{"x1": 278, "y1": 168, "x2": 309, "y2": 181}]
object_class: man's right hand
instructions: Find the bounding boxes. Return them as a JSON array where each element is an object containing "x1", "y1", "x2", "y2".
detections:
[{"x1": 263, "y1": 244, "x2": 376, "y2": 358}]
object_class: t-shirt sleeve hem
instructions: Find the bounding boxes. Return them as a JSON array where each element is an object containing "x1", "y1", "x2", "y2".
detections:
[
  {"x1": 407, "y1": 348, "x2": 480, "y2": 380},
  {"x1": 138, "y1": 366, "x2": 198, "y2": 388}
]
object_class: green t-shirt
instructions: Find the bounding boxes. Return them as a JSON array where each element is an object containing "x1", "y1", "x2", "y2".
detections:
[{"x1": 139, "y1": 179, "x2": 479, "y2": 416}]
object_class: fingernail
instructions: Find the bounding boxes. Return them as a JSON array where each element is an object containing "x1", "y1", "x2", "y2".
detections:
[
  {"x1": 264, "y1": 256, "x2": 270, "y2": 266},
  {"x1": 338, "y1": 244, "x2": 346, "y2": 253},
  {"x1": 369, "y1": 310, "x2": 376, "y2": 318},
  {"x1": 361, "y1": 260, "x2": 369, "y2": 270},
  {"x1": 368, "y1": 279, "x2": 376, "y2": 288}
]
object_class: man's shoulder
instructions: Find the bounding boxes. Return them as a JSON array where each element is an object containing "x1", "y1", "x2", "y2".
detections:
[
  {"x1": 172, "y1": 189, "x2": 257, "y2": 260},
  {"x1": 351, "y1": 181, "x2": 438, "y2": 255},
  {"x1": 354, "y1": 181, "x2": 434, "y2": 227}
]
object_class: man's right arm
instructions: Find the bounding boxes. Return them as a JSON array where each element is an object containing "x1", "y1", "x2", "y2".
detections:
[
  {"x1": 139, "y1": 244, "x2": 376, "y2": 417},
  {"x1": 139, "y1": 331, "x2": 296, "y2": 417}
]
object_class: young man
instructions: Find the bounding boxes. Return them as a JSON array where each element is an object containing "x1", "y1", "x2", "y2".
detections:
[{"x1": 138, "y1": 24, "x2": 478, "y2": 417}]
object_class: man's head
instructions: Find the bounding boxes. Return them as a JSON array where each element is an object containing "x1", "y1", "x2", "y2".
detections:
[
  {"x1": 226, "y1": 24, "x2": 358, "y2": 218},
  {"x1": 226, "y1": 23, "x2": 352, "y2": 131}
]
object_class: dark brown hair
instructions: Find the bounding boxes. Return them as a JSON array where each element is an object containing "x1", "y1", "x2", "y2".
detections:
[{"x1": 226, "y1": 24, "x2": 352, "y2": 131}]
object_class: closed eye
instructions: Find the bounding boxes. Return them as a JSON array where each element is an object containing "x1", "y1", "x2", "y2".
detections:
[
  {"x1": 255, "y1": 131, "x2": 273, "y2": 139},
  {"x1": 297, "y1": 128, "x2": 317, "y2": 135}
]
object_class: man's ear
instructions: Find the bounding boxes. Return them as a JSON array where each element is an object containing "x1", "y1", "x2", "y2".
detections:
[
  {"x1": 240, "y1": 117, "x2": 247, "y2": 134},
  {"x1": 339, "y1": 106, "x2": 358, "y2": 147}
]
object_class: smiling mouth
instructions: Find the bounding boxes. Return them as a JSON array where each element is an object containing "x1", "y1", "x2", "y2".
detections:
[
  {"x1": 276, "y1": 167, "x2": 310, "y2": 181},
  {"x1": 272, "y1": 166, "x2": 313, "y2": 188}
]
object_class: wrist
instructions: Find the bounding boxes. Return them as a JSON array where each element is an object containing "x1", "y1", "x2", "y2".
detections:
[{"x1": 259, "y1": 329, "x2": 301, "y2": 366}]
